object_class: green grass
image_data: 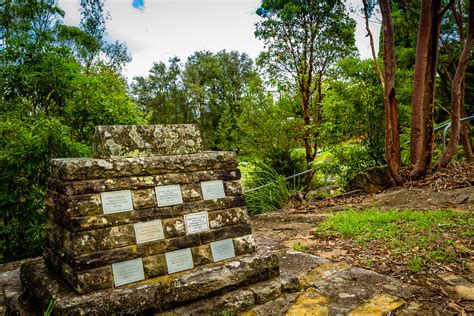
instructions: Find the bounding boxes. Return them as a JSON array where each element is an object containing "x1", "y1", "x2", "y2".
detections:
[
  {"x1": 313, "y1": 151, "x2": 331, "y2": 163},
  {"x1": 292, "y1": 243, "x2": 309, "y2": 252},
  {"x1": 315, "y1": 208, "x2": 473, "y2": 272}
]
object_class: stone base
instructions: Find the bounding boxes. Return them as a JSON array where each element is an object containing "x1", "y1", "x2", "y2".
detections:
[{"x1": 19, "y1": 249, "x2": 279, "y2": 315}]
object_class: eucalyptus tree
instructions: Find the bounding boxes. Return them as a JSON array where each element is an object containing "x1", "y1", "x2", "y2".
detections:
[{"x1": 255, "y1": 0, "x2": 356, "y2": 187}]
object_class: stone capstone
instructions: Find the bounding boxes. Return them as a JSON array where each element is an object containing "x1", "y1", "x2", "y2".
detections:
[{"x1": 92, "y1": 125, "x2": 203, "y2": 158}]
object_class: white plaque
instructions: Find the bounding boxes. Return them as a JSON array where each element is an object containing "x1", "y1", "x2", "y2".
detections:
[
  {"x1": 100, "y1": 190, "x2": 133, "y2": 214},
  {"x1": 112, "y1": 258, "x2": 145, "y2": 286},
  {"x1": 134, "y1": 219, "x2": 165, "y2": 243},
  {"x1": 184, "y1": 211, "x2": 209, "y2": 234},
  {"x1": 155, "y1": 184, "x2": 183, "y2": 207},
  {"x1": 165, "y1": 248, "x2": 194, "y2": 274},
  {"x1": 211, "y1": 239, "x2": 236, "y2": 262},
  {"x1": 201, "y1": 180, "x2": 226, "y2": 200}
]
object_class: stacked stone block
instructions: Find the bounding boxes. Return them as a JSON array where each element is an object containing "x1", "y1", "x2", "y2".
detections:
[{"x1": 44, "y1": 125, "x2": 256, "y2": 294}]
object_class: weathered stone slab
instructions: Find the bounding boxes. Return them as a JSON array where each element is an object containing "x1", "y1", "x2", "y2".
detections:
[
  {"x1": 49, "y1": 196, "x2": 246, "y2": 231},
  {"x1": 46, "y1": 191, "x2": 102, "y2": 217},
  {"x1": 46, "y1": 181, "x2": 241, "y2": 218},
  {"x1": 45, "y1": 226, "x2": 254, "y2": 269},
  {"x1": 92, "y1": 125, "x2": 203, "y2": 158},
  {"x1": 158, "y1": 250, "x2": 280, "y2": 309},
  {"x1": 51, "y1": 151, "x2": 237, "y2": 181},
  {"x1": 208, "y1": 207, "x2": 249, "y2": 229},
  {"x1": 21, "y1": 250, "x2": 278, "y2": 314},
  {"x1": 48, "y1": 169, "x2": 240, "y2": 196}
]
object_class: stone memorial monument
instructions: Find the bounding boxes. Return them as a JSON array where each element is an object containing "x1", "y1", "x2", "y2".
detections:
[{"x1": 19, "y1": 125, "x2": 281, "y2": 314}]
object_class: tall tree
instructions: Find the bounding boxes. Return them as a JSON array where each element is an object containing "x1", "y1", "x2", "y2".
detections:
[
  {"x1": 379, "y1": 0, "x2": 403, "y2": 184},
  {"x1": 255, "y1": 0, "x2": 356, "y2": 188},
  {"x1": 410, "y1": 0, "x2": 453, "y2": 177},
  {"x1": 439, "y1": 0, "x2": 474, "y2": 166}
]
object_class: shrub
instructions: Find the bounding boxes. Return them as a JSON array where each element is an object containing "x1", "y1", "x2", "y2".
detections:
[
  {"x1": 245, "y1": 162, "x2": 304, "y2": 215},
  {"x1": 0, "y1": 115, "x2": 89, "y2": 263}
]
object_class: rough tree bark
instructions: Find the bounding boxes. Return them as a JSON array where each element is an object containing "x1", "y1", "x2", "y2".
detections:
[
  {"x1": 379, "y1": 0, "x2": 403, "y2": 185},
  {"x1": 410, "y1": 0, "x2": 454, "y2": 177},
  {"x1": 439, "y1": 0, "x2": 474, "y2": 167},
  {"x1": 410, "y1": 0, "x2": 433, "y2": 166},
  {"x1": 411, "y1": 0, "x2": 444, "y2": 177}
]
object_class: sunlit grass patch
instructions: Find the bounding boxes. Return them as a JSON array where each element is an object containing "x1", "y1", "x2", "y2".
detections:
[
  {"x1": 315, "y1": 208, "x2": 473, "y2": 272},
  {"x1": 292, "y1": 242, "x2": 309, "y2": 252}
]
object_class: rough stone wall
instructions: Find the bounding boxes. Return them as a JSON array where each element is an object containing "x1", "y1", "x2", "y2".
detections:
[{"x1": 44, "y1": 126, "x2": 255, "y2": 294}]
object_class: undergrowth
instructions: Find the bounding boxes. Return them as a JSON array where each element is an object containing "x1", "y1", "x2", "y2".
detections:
[{"x1": 244, "y1": 162, "x2": 304, "y2": 215}]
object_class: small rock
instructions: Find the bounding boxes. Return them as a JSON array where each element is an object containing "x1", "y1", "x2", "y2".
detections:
[
  {"x1": 339, "y1": 293, "x2": 356, "y2": 298},
  {"x1": 345, "y1": 166, "x2": 391, "y2": 194},
  {"x1": 455, "y1": 285, "x2": 474, "y2": 300}
]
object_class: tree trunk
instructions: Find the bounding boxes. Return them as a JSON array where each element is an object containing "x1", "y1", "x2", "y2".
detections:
[
  {"x1": 439, "y1": 0, "x2": 474, "y2": 167},
  {"x1": 410, "y1": 0, "x2": 433, "y2": 166},
  {"x1": 460, "y1": 94, "x2": 473, "y2": 162},
  {"x1": 379, "y1": 0, "x2": 403, "y2": 185},
  {"x1": 301, "y1": 83, "x2": 314, "y2": 189},
  {"x1": 411, "y1": 0, "x2": 442, "y2": 177}
]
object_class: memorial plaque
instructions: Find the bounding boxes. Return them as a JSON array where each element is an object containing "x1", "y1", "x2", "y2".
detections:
[
  {"x1": 184, "y1": 211, "x2": 209, "y2": 234},
  {"x1": 210, "y1": 238, "x2": 236, "y2": 262},
  {"x1": 134, "y1": 219, "x2": 165, "y2": 243},
  {"x1": 100, "y1": 190, "x2": 133, "y2": 214},
  {"x1": 165, "y1": 248, "x2": 194, "y2": 274},
  {"x1": 201, "y1": 180, "x2": 226, "y2": 200},
  {"x1": 155, "y1": 184, "x2": 183, "y2": 207},
  {"x1": 112, "y1": 258, "x2": 145, "y2": 287}
]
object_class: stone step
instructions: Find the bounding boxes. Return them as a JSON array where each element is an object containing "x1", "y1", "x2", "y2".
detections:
[{"x1": 15, "y1": 249, "x2": 279, "y2": 315}]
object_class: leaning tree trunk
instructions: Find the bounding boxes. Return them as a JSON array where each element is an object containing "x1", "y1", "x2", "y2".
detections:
[
  {"x1": 439, "y1": 0, "x2": 474, "y2": 167},
  {"x1": 379, "y1": 0, "x2": 403, "y2": 185}
]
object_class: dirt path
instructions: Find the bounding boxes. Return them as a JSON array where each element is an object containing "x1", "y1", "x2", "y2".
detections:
[{"x1": 249, "y1": 186, "x2": 474, "y2": 314}]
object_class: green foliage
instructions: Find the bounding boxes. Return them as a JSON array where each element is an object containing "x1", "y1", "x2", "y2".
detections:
[
  {"x1": 0, "y1": 114, "x2": 89, "y2": 262},
  {"x1": 236, "y1": 91, "x2": 301, "y2": 159},
  {"x1": 255, "y1": 0, "x2": 356, "y2": 171},
  {"x1": 321, "y1": 58, "x2": 386, "y2": 163},
  {"x1": 245, "y1": 162, "x2": 304, "y2": 215},
  {"x1": 44, "y1": 298, "x2": 56, "y2": 316},
  {"x1": 0, "y1": 0, "x2": 144, "y2": 262},
  {"x1": 66, "y1": 66, "x2": 146, "y2": 143},
  {"x1": 132, "y1": 51, "x2": 263, "y2": 150}
]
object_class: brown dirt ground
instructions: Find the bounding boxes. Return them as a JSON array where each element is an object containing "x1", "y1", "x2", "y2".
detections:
[{"x1": 250, "y1": 163, "x2": 474, "y2": 314}]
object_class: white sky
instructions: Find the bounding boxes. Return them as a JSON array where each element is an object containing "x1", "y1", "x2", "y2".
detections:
[{"x1": 58, "y1": 0, "x2": 380, "y2": 81}]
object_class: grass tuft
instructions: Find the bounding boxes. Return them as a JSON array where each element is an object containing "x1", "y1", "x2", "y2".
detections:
[{"x1": 245, "y1": 162, "x2": 304, "y2": 215}]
